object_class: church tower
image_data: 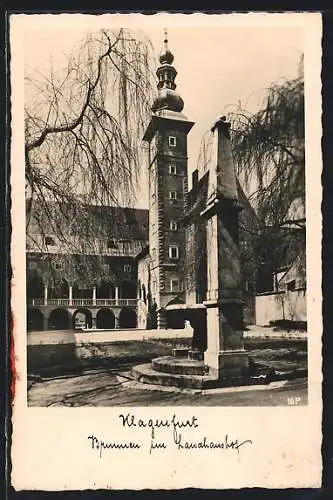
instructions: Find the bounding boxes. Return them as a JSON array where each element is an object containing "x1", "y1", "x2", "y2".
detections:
[{"x1": 143, "y1": 31, "x2": 194, "y2": 328}]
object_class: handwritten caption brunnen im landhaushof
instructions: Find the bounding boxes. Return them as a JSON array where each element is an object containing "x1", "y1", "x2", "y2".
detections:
[{"x1": 87, "y1": 414, "x2": 253, "y2": 458}]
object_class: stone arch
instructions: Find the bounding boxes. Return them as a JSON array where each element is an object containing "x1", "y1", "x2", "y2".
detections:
[
  {"x1": 165, "y1": 297, "x2": 186, "y2": 329},
  {"x1": 119, "y1": 307, "x2": 137, "y2": 329},
  {"x1": 166, "y1": 297, "x2": 185, "y2": 307},
  {"x1": 72, "y1": 308, "x2": 93, "y2": 329},
  {"x1": 27, "y1": 307, "x2": 44, "y2": 331},
  {"x1": 48, "y1": 308, "x2": 72, "y2": 330},
  {"x1": 96, "y1": 308, "x2": 115, "y2": 329}
]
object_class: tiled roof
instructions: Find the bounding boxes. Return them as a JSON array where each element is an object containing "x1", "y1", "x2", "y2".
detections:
[{"x1": 26, "y1": 199, "x2": 149, "y2": 241}]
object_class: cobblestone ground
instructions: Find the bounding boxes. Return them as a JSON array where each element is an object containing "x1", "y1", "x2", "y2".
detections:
[{"x1": 28, "y1": 339, "x2": 307, "y2": 407}]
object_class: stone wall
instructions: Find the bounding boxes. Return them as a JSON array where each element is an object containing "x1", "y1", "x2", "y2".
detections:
[
  {"x1": 27, "y1": 328, "x2": 193, "y2": 374},
  {"x1": 255, "y1": 289, "x2": 307, "y2": 326}
]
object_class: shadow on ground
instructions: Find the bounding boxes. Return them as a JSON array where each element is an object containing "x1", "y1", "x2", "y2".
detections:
[{"x1": 27, "y1": 337, "x2": 307, "y2": 407}]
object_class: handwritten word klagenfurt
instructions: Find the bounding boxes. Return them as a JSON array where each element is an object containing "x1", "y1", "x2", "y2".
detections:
[{"x1": 118, "y1": 413, "x2": 199, "y2": 439}]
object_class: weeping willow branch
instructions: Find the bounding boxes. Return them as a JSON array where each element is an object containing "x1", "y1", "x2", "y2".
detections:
[
  {"x1": 228, "y1": 76, "x2": 305, "y2": 227},
  {"x1": 25, "y1": 28, "x2": 156, "y2": 283},
  {"x1": 194, "y1": 69, "x2": 305, "y2": 287}
]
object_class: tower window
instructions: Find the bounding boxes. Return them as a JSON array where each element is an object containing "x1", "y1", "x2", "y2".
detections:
[
  {"x1": 169, "y1": 191, "x2": 177, "y2": 200},
  {"x1": 169, "y1": 164, "x2": 177, "y2": 175},
  {"x1": 44, "y1": 236, "x2": 55, "y2": 246},
  {"x1": 170, "y1": 279, "x2": 183, "y2": 292},
  {"x1": 170, "y1": 279, "x2": 179, "y2": 292},
  {"x1": 168, "y1": 136, "x2": 177, "y2": 147},
  {"x1": 170, "y1": 220, "x2": 178, "y2": 231},
  {"x1": 124, "y1": 264, "x2": 132, "y2": 272},
  {"x1": 169, "y1": 245, "x2": 179, "y2": 260}
]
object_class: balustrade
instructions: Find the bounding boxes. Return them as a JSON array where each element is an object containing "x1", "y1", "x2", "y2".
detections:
[{"x1": 29, "y1": 297, "x2": 137, "y2": 307}]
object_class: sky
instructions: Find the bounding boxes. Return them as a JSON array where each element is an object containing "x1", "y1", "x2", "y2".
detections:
[{"x1": 23, "y1": 14, "x2": 304, "y2": 208}]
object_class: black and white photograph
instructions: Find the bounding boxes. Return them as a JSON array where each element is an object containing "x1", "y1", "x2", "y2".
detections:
[{"x1": 10, "y1": 12, "x2": 322, "y2": 490}]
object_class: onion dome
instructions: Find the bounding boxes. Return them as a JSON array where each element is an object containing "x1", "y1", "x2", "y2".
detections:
[
  {"x1": 159, "y1": 37, "x2": 174, "y2": 65},
  {"x1": 151, "y1": 29, "x2": 184, "y2": 113},
  {"x1": 152, "y1": 89, "x2": 184, "y2": 113}
]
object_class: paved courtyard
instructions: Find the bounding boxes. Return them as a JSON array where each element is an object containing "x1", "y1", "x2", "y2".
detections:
[
  {"x1": 27, "y1": 337, "x2": 307, "y2": 407},
  {"x1": 28, "y1": 367, "x2": 307, "y2": 407}
]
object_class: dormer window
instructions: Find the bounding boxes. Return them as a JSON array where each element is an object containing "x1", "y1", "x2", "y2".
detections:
[
  {"x1": 168, "y1": 136, "x2": 177, "y2": 147},
  {"x1": 107, "y1": 239, "x2": 117, "y2": 249},
  {"x1": 169, "y1": 191, "x2": 177, "y2": 200},
  {"x1": 169, "y1": 164, "x2": 177, "y2": 175},
  {"x1": 44, "y1": 236, "x2": 55, "y2": 246}
]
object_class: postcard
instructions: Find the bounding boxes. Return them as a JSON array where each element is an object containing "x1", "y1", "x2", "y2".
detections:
[{"x1": 10, "y1": 11, "x2": 322, "y2": 490}]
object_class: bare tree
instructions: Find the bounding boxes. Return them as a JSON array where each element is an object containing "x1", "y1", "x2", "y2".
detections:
[{"x1": 25, "y1": 28, "x2": 156, "y2": 285}]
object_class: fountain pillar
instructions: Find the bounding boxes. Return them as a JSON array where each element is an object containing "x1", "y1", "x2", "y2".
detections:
[{"x1": 201, "y1": 117, "x2": 249, "y2": 382}]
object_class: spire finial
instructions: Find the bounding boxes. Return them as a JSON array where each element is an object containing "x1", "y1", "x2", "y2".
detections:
[
  {"x1": 152, "y1": 28, "x2": 184, "y2": 113},
  {"x1": 164, "y1": 28, "x2": 168, "y2": 46},
  {"x1": 158, "y1": 28, "x2": 174, "y2": 66}
]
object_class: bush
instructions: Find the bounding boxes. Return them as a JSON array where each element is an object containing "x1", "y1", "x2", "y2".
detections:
[{"x1": 269, "y1": 319, "x2": 307, "y2": 331}]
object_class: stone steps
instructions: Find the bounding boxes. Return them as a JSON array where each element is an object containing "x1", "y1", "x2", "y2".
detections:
[
  {"x1": 151, "y1": 356, "x2": 207, "y2": 376},
  {"x1": 131, "y1": 363, "x2": 214, "y2": 389},
  {"x1": 131, "y1": 363, "x2": 254, "y2": 390}
]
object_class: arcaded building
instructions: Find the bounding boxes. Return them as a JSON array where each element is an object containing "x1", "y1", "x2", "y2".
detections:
[
  {"x1": 26, "y1": 34, "x2": 305, "y2": 333},
  {"x1": 26, "y1": 202, "x2": 148, "y2": 331}
]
